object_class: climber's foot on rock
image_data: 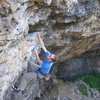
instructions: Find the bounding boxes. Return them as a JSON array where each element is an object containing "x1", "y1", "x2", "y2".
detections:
[{"x1": 44, "y1": 74, "x2": 51, "y2": 81}]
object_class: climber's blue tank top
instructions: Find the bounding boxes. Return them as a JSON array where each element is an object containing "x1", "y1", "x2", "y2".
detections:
[{"x1": 40, "y1": 51, "x2": 53, "y2": 74}]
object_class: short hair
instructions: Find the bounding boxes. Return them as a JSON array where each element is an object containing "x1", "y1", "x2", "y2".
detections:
[{"x1": 51, "y1": 55, "x2": 57, "y2": 63}]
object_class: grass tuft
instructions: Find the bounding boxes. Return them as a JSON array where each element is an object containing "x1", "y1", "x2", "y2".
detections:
[
  {"x1": 84, "y1": 72, "x2": 100, "y2": 93},
  {"x1": 78, "y1": 84, "x2": 88, "y2": 96}
]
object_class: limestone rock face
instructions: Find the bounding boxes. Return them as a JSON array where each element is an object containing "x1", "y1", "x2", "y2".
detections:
[
  {"x1": 38, "y1": 80, "x2": 100, "y2": 100},
  {"x1": 0, "y1": 1, "x2": 39, "y2": 99},
  {"x1": 0, "y1": 0, "x2": 100, "y2": 100},
  {"x1": 43, "y1": 0, "x2": 100, "y2": 61}
]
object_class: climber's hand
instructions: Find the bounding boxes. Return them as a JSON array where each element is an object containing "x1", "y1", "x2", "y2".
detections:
[
  {"x1": 33, "y1": 48, "x2": 37, "y2": 53},
  {"x1": 37, "y1": 32, "x2": 41, "y2": 37}
]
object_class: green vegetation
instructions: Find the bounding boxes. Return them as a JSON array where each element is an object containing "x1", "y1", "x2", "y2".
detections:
[
  {"x1": 64, "y1": 72, "x2": 100, "y2": 94},
  {"x1": 78, "y1": 84, "x2": 88, "y2": 96},
  {"x1": 84, "y1": 72, "x2": 100, "y2": 93},
  {"x1": 64, "y1": 80, "x2": 72, "y2": 85},
  {"x1": 70, "y1": 72, "x2": 100, "y2": 93}
]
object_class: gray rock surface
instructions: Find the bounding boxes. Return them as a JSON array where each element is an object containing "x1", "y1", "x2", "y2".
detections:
[
  {"x1": 38, "y1": 80, "x2": 100, "y2": 100},
  {"x1": 57, "y1": 49, "x2": 100, "y2": 80},
  {"x1": 0, "y1": 0, "x2": 100, "y2": 100}
]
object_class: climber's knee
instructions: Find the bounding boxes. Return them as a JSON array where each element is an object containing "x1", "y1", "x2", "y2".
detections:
[
  {"x1": 44, "y1": 74, "x2": 51, "y2": 80},
  {"x1": 37, "y1": 71, "x2": 51, "y2": 80}
]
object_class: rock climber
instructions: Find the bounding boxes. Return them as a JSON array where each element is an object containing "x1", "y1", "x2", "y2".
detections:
[
  {"x1": 34, "y1": 33, "x2": 57, "y2": 80},
  {"x1": 11, "y1": 32, "x2": 57, "y2": 92}
]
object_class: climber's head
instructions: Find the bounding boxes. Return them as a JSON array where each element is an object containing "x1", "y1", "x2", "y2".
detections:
[{"x1": 47, "y1": 54, "x2": 57, "y2": 62}]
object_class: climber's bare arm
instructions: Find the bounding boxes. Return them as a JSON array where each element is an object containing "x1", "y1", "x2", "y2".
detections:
[
  {"x1": 34, "y1": 49, "x2": 42, "y2": 65},
  {"x1": 37, "y1": 33, "x2": 48, "y2": 52}
]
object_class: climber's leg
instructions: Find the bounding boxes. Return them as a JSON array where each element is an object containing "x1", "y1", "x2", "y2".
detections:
[
  {"x1": 37, "y1": 69, "x2": 51, "y2": 80},
  {"x1": 37, "y1": 71, "x2": 44, "y2": 79}
]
